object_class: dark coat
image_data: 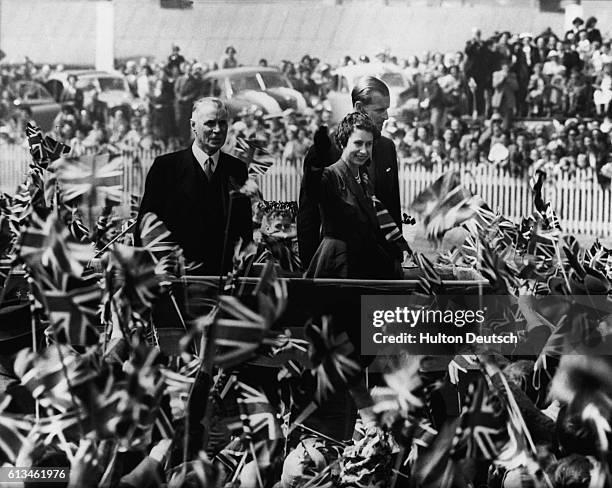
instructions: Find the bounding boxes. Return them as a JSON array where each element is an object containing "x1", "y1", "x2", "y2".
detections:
[
  {"x1": 304, "y1": 159, "x2": 400, "y2": 279},
  {"x1": 492, "y1": 70, "x2": 519, "y2": 113},
  {"x1": 135, "y1": 148, "x2": 252, "y2": 275},
  {"x1": 297, "y1": 132, "x2": 402, "y2": 267}
]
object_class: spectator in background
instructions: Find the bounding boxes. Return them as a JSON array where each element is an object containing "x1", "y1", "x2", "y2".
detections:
[
  {"x1": 259, "y1": 58, "x2": 268, "y2": 67},
  {"x1": 123, "y1": 117, "x2": 144, "y2": 148},
  {"x1": 521, "y1": 33, "x2": 536, "y2": 69},
  {"x1": 586, "y1": 16, "x2": 602, "y2": 45},
  {"x1": 282, "y1": 125, "x2": 309, "y2": 165},
  {"x1": 566, "y1": 16, "x2": 585, "y2": 40},
  {"x1": 136, "y1": 65, "x2": 153, "y2": 102},
  {"x1": 594, "y1": 62, "x2": 612, "y2": 116},
  {"x1": 294, "y1": 68, "x2": 318, "y2": 105},
  {"x1": 151, "y1": 67, "x2": 177, "y2": 144},
  {"x1": 167, "y1": 44, "x2": 185, "y2": 73},
  {"x1": 526, "y1": 63, "x2": 546, "y2": 116},
  {"x1": 420, "y1": 71, "x2": 447, "y2": 135},
  {"x1": 543, "y1": 50, "x2": 565, "y2": 77},
  {"x1": 59, "y1": 75, "x2": 84, "y2": 111},
  {"x1": 53, "y1": 104, "x2": 78, "y2": 133},
  {"x1": 85, "y1": 91, "x2": 107, "y2": 126},
  {"x1": 124, "y1": 61, "x2": 139, "y2": 97},
  {"x1": 108, "y1": 118, "x2": 128, "y2": 145},
  {"x1": 492, "y1": 60, "x2": 519, "y2": 129},
  {"x1": 221, "y1": 46, "x2": 238, "y2": 69},
  {"x1": 465, "y1": 28, "x2": 494, "y2": 117},
  {"x1": 82, "y1": 119, "x2": 106, "y2": 147},
  {"x1": 174, "y1": 63, "x2": 203, "y2": 144},
  {"x1": 69, "y1": 127, "x2": 87, "y2": 156},
  {"x1": 560, "y1": 40, "x2": 582, "y2": 74},
  {"x1": 532, "y1": 35, "x2": 548, "y2": 67}
]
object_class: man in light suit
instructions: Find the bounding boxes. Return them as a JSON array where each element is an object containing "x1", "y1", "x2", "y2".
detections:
[
  {"x1": 136, "y1": 97, "x2": 251, "y2": 276},
  {"x1": 297, "y1": 75, "x2": 402, "y2": 268}
]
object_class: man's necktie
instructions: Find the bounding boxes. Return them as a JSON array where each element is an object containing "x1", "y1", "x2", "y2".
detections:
[{"x1": 204, "y1": 157, "x2": 213, "y2": 180}]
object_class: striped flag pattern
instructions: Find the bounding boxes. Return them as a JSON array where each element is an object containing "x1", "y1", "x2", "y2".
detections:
[
  {"x1": 25, "y1": 122, "x2": 46, "y2": 163},
  {"x1": 455, "y1": 379, "x2": 508, "y2": 460},
  {"x1": 43, "y1": 274, "x2": 102, "y2": 345},
  {"x1": 226, "y1": 381, "x2": 284, "y2": 443},
  {"x1": 53, "y1": 153, "x2": 123, "y2": 204},
  {"x1": 371, "y1": 194, "x2": 410, "y2": 252},
  {"x1": 213, "y1": 295, "x2": 269, "y2": 368},
  {"x1": 215, "y1": 438, "x2": 247, "y2": 475},
  {"x1": 0, "y1": 413, "x2": 31, "y2": 463},
  {"x1": 305, "y1": 315, "x2": 360, "y2": 402},
  {"x1": 415, "y1": 252, "x2": 443, "y2": 295},
  {"x1": 138, "y1": 212, "x2": 177, "y2": 263},
  {"x1": 68, "y1": 208, "x2": 90, "y2": 243},
  {"x1": 235, "y1": 135, "x2": 275, "y2": 176}
]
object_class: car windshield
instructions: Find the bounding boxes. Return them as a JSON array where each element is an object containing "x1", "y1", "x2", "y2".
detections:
[
  {"x1": 230, "y1": 75, "x2": 261, "y2": 93},
  {"x1": 260, "y1": 73, "x2": 291, "y2": 89},
  {"x1": 98, "y1": 77, "x2": 127, "y2": 92}
]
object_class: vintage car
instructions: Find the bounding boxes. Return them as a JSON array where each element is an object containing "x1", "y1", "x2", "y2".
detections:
[
  {"x1": 7, "y1": 80, "x2": 61, "y2": 132},
  {"x1": 326, "y1": 63, "x2": 413, "y2": 124},
  {"x1": 45, "y1": 70, "x2": 141, "y2": 115},
  {"x1": 202, "y1": 67, "x2": 307, "y2": 117}
]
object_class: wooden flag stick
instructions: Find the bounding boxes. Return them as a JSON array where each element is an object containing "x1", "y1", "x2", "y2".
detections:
[
  {"x1": 93, "y1": 221, "x2": 136, "y2": 258},
  {"x1": 230, "y1": 451, "x2": 248, "y2": 483},
  {"x1": 295, "y1": 423, "x2": 348, "y2": 447},
  {"x1": 24, "y1": 273, "x2": 40, "y2": 420},
  {"x1": 249, "y1": 440, "x2": 264, "y2": 488},
  {"x1": 287, "y1": 401, "x2": 318, "y2": 435}
]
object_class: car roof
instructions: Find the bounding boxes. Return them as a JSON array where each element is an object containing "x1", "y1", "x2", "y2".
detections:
[
  {"x1": 49, "y1": 70, "x2": 125, "y2": 81},
  {"x1": 333, "y1": 62, "x2": 405, "y2": 78},
  {"x1": 203, "y1": 66, "x2": 283, "y2": 79}
]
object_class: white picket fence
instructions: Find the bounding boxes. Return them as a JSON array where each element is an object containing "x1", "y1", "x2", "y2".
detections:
[{"x1": 2, "y1": 145, "x2": 611, "y2": 237}]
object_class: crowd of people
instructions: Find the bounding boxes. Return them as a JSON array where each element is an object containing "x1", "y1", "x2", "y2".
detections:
[
  {"x1": 1, "y1": 17, "x2": 612, "y2": 181},
  {"x1": 3, "y1": 13, "x2": 612, "y2": 488}
]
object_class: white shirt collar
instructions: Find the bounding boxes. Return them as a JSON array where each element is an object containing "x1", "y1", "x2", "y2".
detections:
[{"x1": 192, "y1": 142, "x2": 220, "y2": 174}]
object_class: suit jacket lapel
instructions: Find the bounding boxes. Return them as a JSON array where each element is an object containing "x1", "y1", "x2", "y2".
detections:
[
  {"x1": 217, "y1": 152, "x2": 230, "y2": 218},
  {"x1": 179, "y1": 148, "x2": 202, "y2": 205}
]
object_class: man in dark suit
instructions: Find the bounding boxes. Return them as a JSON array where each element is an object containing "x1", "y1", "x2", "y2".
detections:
[
  {"x1": 297, "y1": 75, "x2": 402, "y2": 268},
  {"x1": 136, "y1": 97, "x2": 251, "y2": 276}
]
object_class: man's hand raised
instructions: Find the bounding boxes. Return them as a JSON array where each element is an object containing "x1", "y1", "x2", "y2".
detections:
[{"x1": 312, "y1": 125, "x2": 331, "y2": 165}]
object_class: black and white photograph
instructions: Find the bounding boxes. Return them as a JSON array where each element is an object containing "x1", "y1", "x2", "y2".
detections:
[{"x1": 1, "y1": 0, "x2": 612, "y2": 486}]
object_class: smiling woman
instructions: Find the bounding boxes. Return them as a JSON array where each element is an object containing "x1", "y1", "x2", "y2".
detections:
[{"x1": 304, "y1": 112, "x2": 404, "y2": 280}]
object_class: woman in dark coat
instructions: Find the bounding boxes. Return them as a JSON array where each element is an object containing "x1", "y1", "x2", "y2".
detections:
[{"x1": 305, "y1": 112, "x2": 404, "y2": 279}]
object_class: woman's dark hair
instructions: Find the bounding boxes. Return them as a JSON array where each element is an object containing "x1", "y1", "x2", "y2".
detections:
[
  {"x1": 586, "y1": 16, "x2": 598, "y2": 29},
  {"x1": 334, "y1": 112, "x2": 377, "y2": 149}
]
